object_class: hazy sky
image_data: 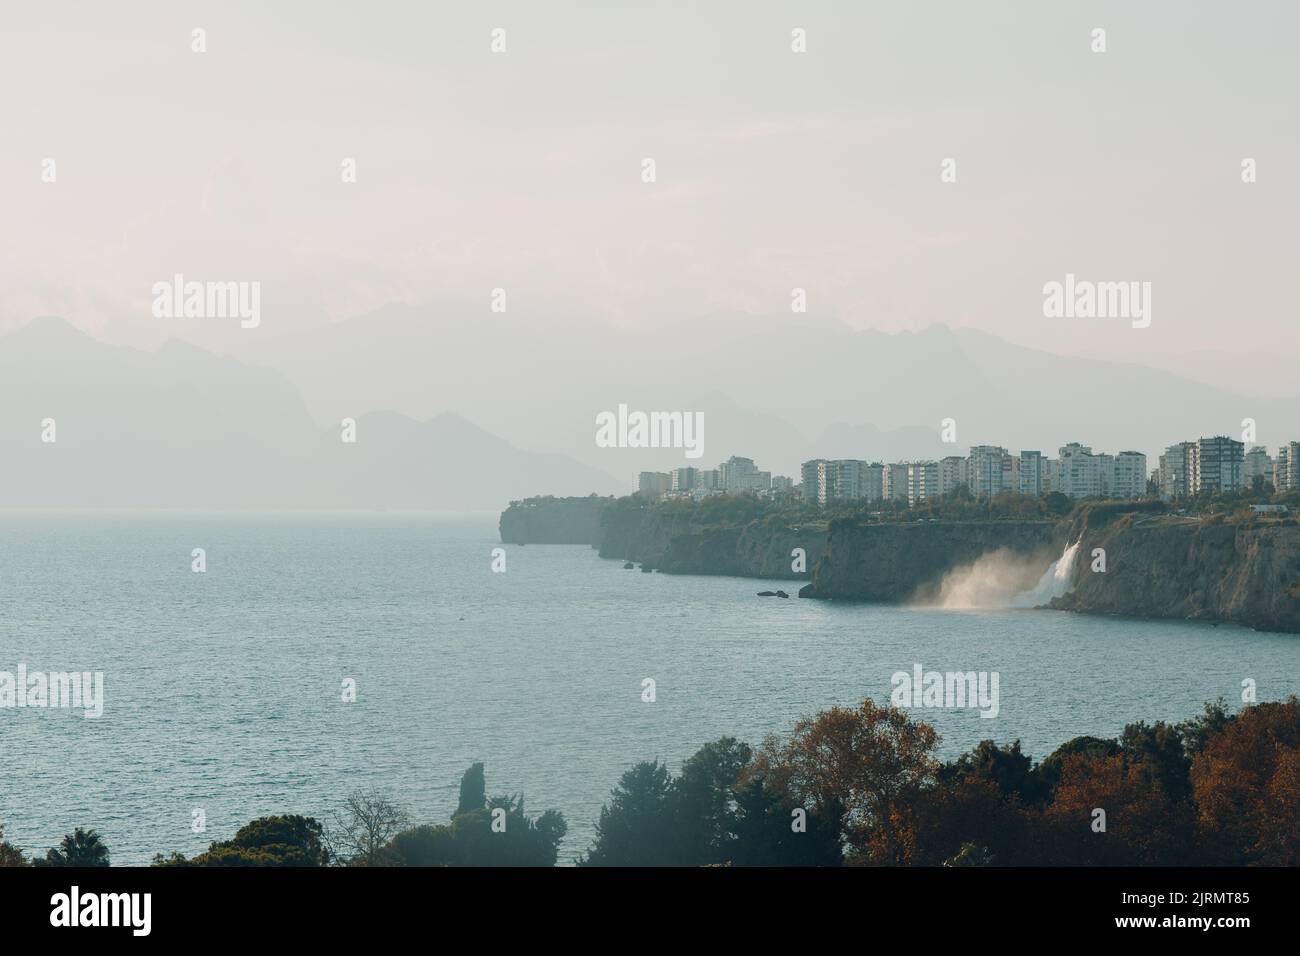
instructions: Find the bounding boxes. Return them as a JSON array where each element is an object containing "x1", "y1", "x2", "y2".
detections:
[{"x1": 2, "y1": 0, "x2": 1297, "y2": 363}]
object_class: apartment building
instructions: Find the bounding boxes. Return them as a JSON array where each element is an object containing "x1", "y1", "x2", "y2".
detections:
[
  {"x1": 1243, "y1": 446, "x2": 1273, "y2": 491},
  {"x1": 1111, "y1": 451, "x2": 1148, "y2": 499},
  {"x1": 638, "y1": 471, "x2": 671, "y2": 496},
  {"x1": 1017, "y1": 450, "x2": 1043, "y2": 496},
  {"x1": 907, "y1": 461, "x2": 939, "y2": 507},
  {"x1": 883, "y1": 462, "x2": 911, "y2": 501},
  {"x1": 1191, "y1": 436, "x2": 1244, "y2": 494},
  {"x1": 967, "y1": 446, "x2": 1007, "y2": 497},
  {"x1": 1159, "y1": 442, "x2": 1195, "y2": 500},
  {"x1": 939, "y1": 455, "x2": 968, "y2": 496}
]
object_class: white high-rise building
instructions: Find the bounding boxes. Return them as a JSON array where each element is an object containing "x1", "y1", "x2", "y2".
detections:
[
  {"x1": 1277, "y1": 442, "x2": 1300, "y2": 491},
  {"x1": 1159, "y1": 442, "x2": 1195, "y2": 500},
  {"x1": 1058, "y1": 443, "x2": 1105, "y2": 499},
  {"x1": 939, "y1": 456, "x2": 968, "y2": 496},
  {"x1": 720, "y1": 456, "x2": 758, "y2": 492},
  {"x1": 967, "y1": 446, "x2": 1007, "y2": 497},
  {"x1": 801, "y1": 459, "x2": 827, "y2": 503},
  {"x1": 883, "y1": 462, "x2": 910, "y2": 501},
  {"x1": 907, "y1": 461, "x2": 939, "y2": 507},
  {"x1": 1244, "y1": 446, "x2": 1273, "y2": 491},
  {"x1": 1192, "y1": 437, "x2": 1244, "y2": 494},
  {"x1": 1111, "y1": 451, "x2": 1148, "y2": 499},
  {"x1": 1018, "y1": 451, "x2": 1043, "y2": 496},
  {"x1": 669, "y1": 467, "x2": 698, "y2": 492}
]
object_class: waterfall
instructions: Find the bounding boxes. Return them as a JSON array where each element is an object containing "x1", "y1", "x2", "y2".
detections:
[{"x1": 1012, "y1": 539, "x2": 1081, "y2": 608}]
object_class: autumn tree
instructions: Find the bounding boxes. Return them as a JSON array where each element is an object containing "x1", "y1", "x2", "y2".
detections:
[
  {"x1": 1191, "y1": 696, "x2": 1300, "y2": 865},
  {"x1": 746, "y1": 700, "x2": 939, "y2": 865},
  {"x1": 1036, "y1": 752, "x2": 1194, "y2": 865}
]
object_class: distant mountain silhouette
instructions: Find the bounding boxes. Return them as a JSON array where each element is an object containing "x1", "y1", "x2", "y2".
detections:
[
  {"x1": 0, "y1": 317, "x2": 622, "y2": 510},
  {"x1": 6, "y1": 310, "x2": 1293, "y2": 508},
  {"x1": 209, "y1": 302, "x2": 1294, "y2": 476}
]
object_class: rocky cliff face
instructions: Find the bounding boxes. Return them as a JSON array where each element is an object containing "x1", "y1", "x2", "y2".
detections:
[
  {"x1": 499, "y1": 495, "x2": 825, "y2": 578},
  {"x1": 596, "y1": 501, "x2": 826, "y2": 578},
  {"x1": 504, "y1": 495, "x2": 1300, "y2": 632},
  {"x1": 499, "y1": 496, "x2": 612, "y2": 545},
  {"x1": 799, "y1": 519, "x2": 1063, "y2": 601},
  {"x1": 1051, "y1": 513, "x2": 1300, "y2": 633}
]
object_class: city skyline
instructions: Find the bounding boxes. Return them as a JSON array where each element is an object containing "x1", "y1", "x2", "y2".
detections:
[{"x1": 638, "y1": 433, "x2": 1297, "y2": 505}]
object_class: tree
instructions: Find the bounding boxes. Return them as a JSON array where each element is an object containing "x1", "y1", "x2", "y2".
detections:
[
  {"x1": 581, "y1": 760, "x2": 678, "y2": 866},
  {"x1": 1191, "y1": 697, "x2": 1300, "y2": 865},
  {"x1": 670, "y1": 737, "x2": 752, "y2": 865},
  {"x1": 1177, "y1": 698, "x2": 1235, "y2": 755},
  {"x1": 1120, "y1": 720, "x2": 1192, "y2": 803},
  {"x1": 1037, "y1": 752, "x2": 1194, "y2": 865},
  {"x1": 456, "y1": 763, "x2": 486, "y2": 817},
  {"x1": 40, "y1": 827, "x2": 110, "y2": 867},
  {"x1": 387, "y1": 824, "x2": 455, "y2": 867},
  {"x1": 164, "y1": 815, "x2": 330, "y2": 866},
  {"x1": 329, "y1": 790, "x2": 410, "y2": 866},
  {"x1": 1037, "y1": 736, "x2": 1121, "y2": 793},
  {"x1": 387, "y1": 766, "x2": 567, "y2": 867},
  {"x1": 442, "y1": 795, "x2": 567, "y2": 867},
  {"x1": 746, "y1": 700, "x2": 939, "y2": 865},
  {"x1": 1044, "y1": 492, "x2": 1072, "y2": 516},
  {"x1": 0, "y1": 824, "x2": 27, "y2": 867},
  {"x1": 938, "y1": 739, "x2": 1047, "y2": 806},
  {"x1": 729, "y1": 773, "x2": 843, "y2": 866}
]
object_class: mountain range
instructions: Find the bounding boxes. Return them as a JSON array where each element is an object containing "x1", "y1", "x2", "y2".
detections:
[{"x1": 2, "y1": 309, "x2": 1295, "y2": 510}]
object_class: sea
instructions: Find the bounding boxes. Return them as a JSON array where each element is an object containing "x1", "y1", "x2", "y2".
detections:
[{"x1": 1, "y1": 513, "x2": 1294, "y2": 865}]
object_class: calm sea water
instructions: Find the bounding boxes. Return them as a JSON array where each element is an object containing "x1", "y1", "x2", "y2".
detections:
[{"x1": 1, "y1": 514, "x2": 1295, "y2": 865}]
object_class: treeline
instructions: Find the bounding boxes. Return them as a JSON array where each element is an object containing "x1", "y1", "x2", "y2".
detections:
[{"x1": 3, "y1": 697, "x2": 1296, "y2": 866}]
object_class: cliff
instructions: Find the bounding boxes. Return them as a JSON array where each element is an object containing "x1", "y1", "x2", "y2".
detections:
[
  {"x1": 596, "y1": 497, "x2": 827, "y2": 579},
  {"x1": 798, "y1": 519, "x2": 1063, "y2": 601},
  {"x1": 1051, "y1": 511, "x2": 1300, "y2": 633},
  {"x1": 499, "y1": 494, "x2": 825, "y2": 579},
  {"x1": 499, "y1": 495, "x2": 613, "y2": 545},
  {"x1": 503, "y1": 495, "x2": 1300, "y2": 632}
]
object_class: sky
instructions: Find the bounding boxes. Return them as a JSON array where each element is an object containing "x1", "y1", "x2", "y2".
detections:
[{"x1": 1, "y1": 0, "x2": 1297, "y2": 367}]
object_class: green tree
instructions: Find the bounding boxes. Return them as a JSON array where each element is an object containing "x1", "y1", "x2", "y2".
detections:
[
  {"x1": 581, "y1": 760, "x2": 678, "y2": 866},
  {"x1": 387, "y1": 766, "x2": 567, "y2": 867},
  {"x1": 729, "y1": 775, "x2": 843, "y2": 866},
  {"x1": 671, "y1": 737, "x2": 752, "y2": 865},
  {"x1": 40, "y1": 827, "x2": 110, "y2": 867},
  {"x1": 456, "y1": 763, "x2": 486, "y2": 817},
  {"x1": 938, "y1": 739, "x2": 1047, "y2": 806},
  {"x1": 1120, "y1": 720, "x2": 1193, "y2": 803},
  {"x1": 0, "y1": 824, "x2": 28, "y2": 867},
  {"x1": 386, "y1": 824, "x2": 455, "y2": 866},
  {"x1": 442, "y1": 795, "x2": 567, "y2": 867},
  {"x1": 169, "y1": 815, "x2": 330, "y2": 866}
]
